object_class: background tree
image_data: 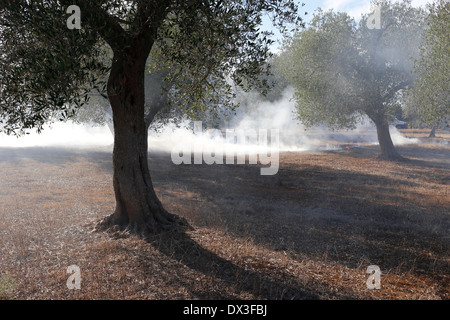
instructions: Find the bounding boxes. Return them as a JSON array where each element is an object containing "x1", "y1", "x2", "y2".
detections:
[
  {"x1": 277, "y1": 1, "x2": 426, "y2": 161},
  {"x1": 0, "y1": 0, "x2": 303, "y2": 236},
  {"x1": 405, "y1": 0, "x2": 449, "y2": 137}
]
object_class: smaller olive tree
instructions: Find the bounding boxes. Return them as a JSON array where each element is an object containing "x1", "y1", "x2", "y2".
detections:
[{"x1": 277, "y1": 1, "x2": 426, "y2": 161}]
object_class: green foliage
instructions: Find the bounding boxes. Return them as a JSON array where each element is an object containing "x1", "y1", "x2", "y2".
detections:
[
  {"x1": 0, "y1": 0, "x2": 304, "y2": 135},
  {"x1": 0, "y1": 1, "x2": 110, "y2": 135},
  {"x1": 0, "y1": 273, "x2": 16, "y2": 299},
  {"x1": 409, "y1": 0, "x2": 449, "y2": 127},
  {"x1": 145, "y1": 1, "x2": 303, "y2": 126},
  {"x1": 277, "y1": 1, "x2": 426, "y2": 129}
]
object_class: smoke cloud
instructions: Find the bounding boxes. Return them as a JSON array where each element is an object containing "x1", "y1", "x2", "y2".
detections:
[
  {"x1": 148, "y1": 87, "x2": 419, "y2": 154},
  {"x1": 0, "y1": 122, "x2": 113, "y2": 148},
  {"x1": 0, "y1": 88, "x2": 419, "y2": 152}
]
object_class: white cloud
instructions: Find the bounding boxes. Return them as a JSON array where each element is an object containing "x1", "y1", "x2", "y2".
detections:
[
  {"x1": 321, "y1": 0, "x2": 373, "y2": 19},
  {"x1": 345, "y1": 2, "x2": 372, "y2": 19},
  {"x1": 321, "y1": 0, "x2": 433, "y2": 19},
  {"x1": 323, "y1": 0, "x2": 358, "y2": 10}
]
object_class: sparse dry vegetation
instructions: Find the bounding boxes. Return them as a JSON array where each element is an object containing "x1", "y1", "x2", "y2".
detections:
[{"x1": 0, "y1": 129, "x2": 449, "y2": 300}]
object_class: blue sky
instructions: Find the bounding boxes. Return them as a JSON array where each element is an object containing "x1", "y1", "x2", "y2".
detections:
[{"x1": 263, "y1": 0, "x2": 433, "y2": 51}]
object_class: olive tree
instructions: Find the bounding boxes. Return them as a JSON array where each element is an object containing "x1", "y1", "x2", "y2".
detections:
[
  {"x1": 0, "y1": 0, "x2": 302, "y2": 236},
  {"x1": 277, "y1": 1, "x2": 425, "y2": 160}
]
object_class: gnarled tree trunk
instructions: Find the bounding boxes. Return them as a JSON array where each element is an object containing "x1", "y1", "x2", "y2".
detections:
[
  {"x1": 370, "y1": 115, "x2": 406, "y2": 161},
  {"x1": 96, "y1": 42, "x2": 186, "y2": 236},
  {"x1": 428, "y1": 126, "x2": 436, "y2": 138}
]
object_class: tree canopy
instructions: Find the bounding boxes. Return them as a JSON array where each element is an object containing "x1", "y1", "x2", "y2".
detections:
[
  {"x1": 407, "y1": 0, "x2": 449, "y2": 128},
  {"x1": 0, "y1": 0, "x2": 303, "y2": 134},
  {"x1": 276, "y1": 0, "x2": 426, "y2": 160}
]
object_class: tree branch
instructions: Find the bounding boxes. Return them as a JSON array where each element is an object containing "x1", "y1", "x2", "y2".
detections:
[
  {"x1": 59, "y1": 0, "x2": 127, "y2": 52},
  {"x1": 383, "y1": 79, "x2": 412, "y2": 102}
]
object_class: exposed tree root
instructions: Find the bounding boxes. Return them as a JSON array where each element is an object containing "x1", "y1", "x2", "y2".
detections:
[
  {"x1": 93, "y1": 210, "x2": 192, "y2": 239},
  {"x1": 375, "y1": 153, "x2": 409, "y2": 162}
]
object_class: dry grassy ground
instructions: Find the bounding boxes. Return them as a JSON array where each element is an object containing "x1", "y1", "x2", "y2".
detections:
[{"x1": 0, "y1": 129, "x2": 448, "y2": 300}]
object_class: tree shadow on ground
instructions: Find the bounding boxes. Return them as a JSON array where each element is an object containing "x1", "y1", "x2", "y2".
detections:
[
  {"x1": 330, "y1": 144, "x2": 450, "y2": 169},
  {"x1": 148, "y1": 151, "x2": 450, "y2": 282},
  {"x1": 3, "y1": 146, "x2": 447, "y2": 296},
  {"x1": 141, "y1": 228, "x2": 324, "y2": 300}
]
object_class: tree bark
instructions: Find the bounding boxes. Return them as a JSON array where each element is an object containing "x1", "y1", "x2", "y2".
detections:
[
  {"x1": 372, "y1": 117, "x2": 406, "y2": 161},
  {"x1": 144, "y1": 70, "x2": 170, "y2": 130},
  {"x1": 95, "y1": 43, "x2": 186, "y2": 236},
  {"x1": 428, "y1": 126, "x2": 436, "y2": 138}
]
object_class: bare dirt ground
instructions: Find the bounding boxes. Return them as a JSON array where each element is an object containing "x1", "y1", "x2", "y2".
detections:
[{"x1": 0, "y1": 129, "x2": 448, "y2": 300}]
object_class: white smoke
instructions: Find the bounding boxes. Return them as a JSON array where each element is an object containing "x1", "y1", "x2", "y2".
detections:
[
  {"x1": 390, "y1": 126, "x2": 420, "y2": 145},
  {"x1": 0, "y1": 121, "x2": 113, "y2": 148},
  {"x1": 0, "y1": 87, "x2": 419, "y2": 151},
  {"x1": 148, "y1": 87, "x2": 311, "y2": 154},
  {"x1": 150, "y1": 87, "x2": 419, "y2": 154}
]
